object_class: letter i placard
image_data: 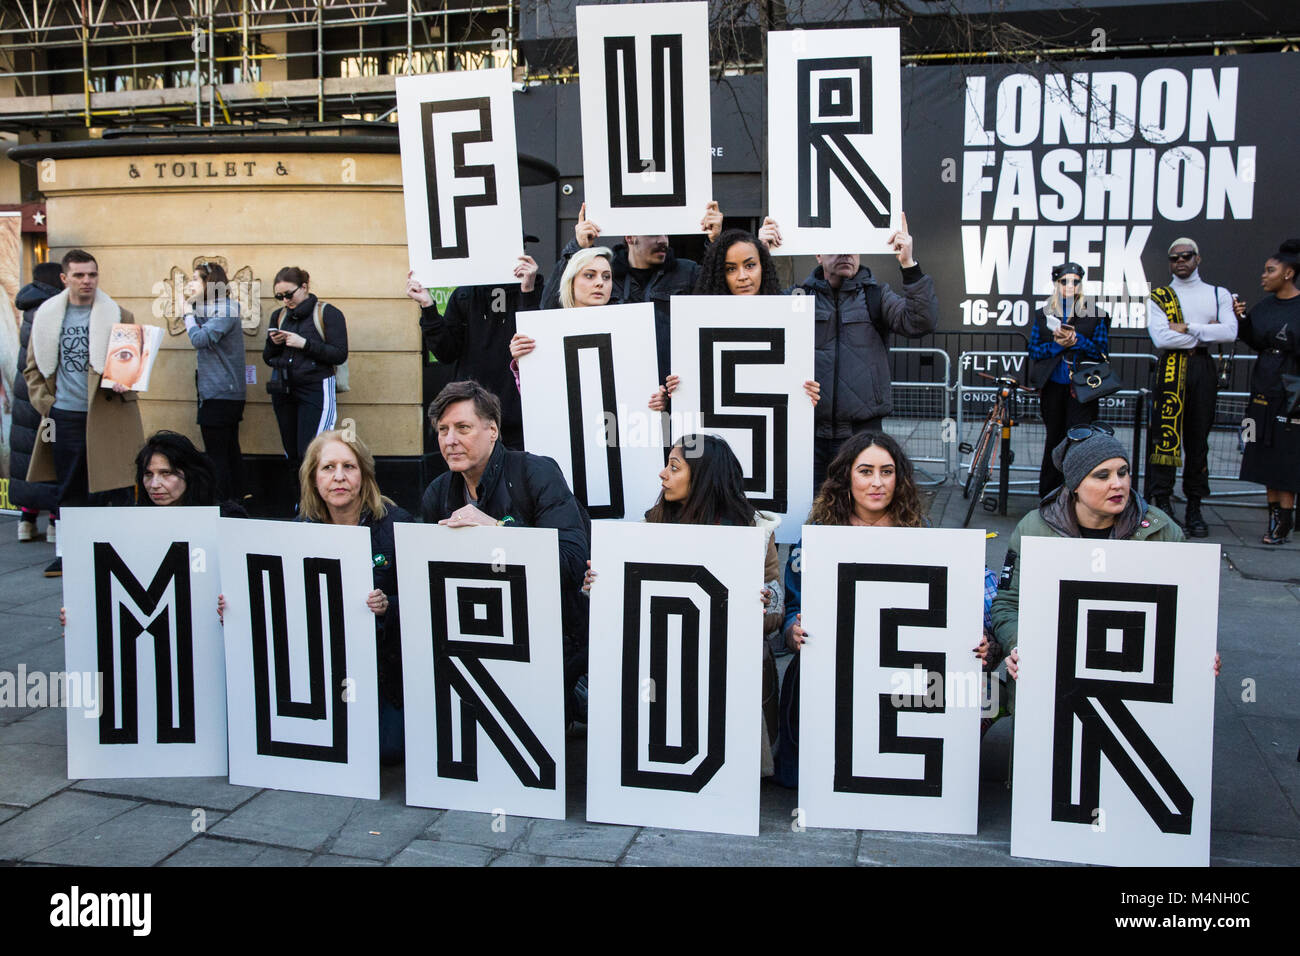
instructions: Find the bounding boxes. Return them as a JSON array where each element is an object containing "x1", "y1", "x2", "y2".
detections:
[
  {"x1": 766, "y1": 28, "x2": 902, "y2": 256},
  {"x1": 60, "y1": 507, "x2": 228, "y2": 779},
  {"x1": 1010, "y1": 536, "x2": 1219, "y2": 866}
]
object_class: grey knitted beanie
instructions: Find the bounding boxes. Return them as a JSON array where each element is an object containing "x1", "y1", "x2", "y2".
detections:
[{"x1": 1051, "y1": 430, "x2": 1130, "y2": 492}]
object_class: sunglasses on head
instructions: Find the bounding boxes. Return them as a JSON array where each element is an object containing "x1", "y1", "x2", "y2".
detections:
[
  {"x1": 1066, "y1": 422, "x2": 1116, "y2": 442},
  {"x1": 1168, "y1": 251, "x2": 1196, "y2": 263}
]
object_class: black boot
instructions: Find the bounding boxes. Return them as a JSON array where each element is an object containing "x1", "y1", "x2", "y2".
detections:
[
  {"x1": 1153, "y1": 495, "x2": 1179, "y2": 526},
  {"x1": 1184, "y1": 497, "x2": 1209, "y2": 538},
  {"x1": 1262, "y1": 503, "x2": 1288, "y2": 546}
]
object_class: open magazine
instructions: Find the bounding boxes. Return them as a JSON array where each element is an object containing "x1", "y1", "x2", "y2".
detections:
[{"x1": 100, "y1": 323, "x2": 164, "y2": 392}]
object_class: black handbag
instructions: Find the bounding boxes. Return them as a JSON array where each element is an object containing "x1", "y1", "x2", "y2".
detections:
[{"x1": 1070, "y1": 356, "x2": 1123, "y2": 403}]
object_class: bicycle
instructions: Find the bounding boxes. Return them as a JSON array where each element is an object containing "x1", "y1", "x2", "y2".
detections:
[{"x1": 959, "y1": 373, "x2": 1035, "y2": 528}]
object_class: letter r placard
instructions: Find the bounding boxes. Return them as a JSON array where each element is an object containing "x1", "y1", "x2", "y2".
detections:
[{"x1": 766, "y1": 28, "x2": 903, "y2": 256}]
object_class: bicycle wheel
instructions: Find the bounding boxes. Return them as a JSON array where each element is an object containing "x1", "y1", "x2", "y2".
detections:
[
  {"x1": 962, "y1": 414, "x2": 997, "y2": 499},
  {"x1": 962, "y1": 423, "x2": 997, "y2": 528}
]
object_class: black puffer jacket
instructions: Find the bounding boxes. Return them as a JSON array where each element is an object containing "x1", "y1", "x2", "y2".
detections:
[
  {"x1": 797, "y1": 264, "x2": 939, "y2": 439},
  {"x1": 263, "y1": 294, "x2": 348, "y2": 389},
  {"x1": 420, "y1": 441, "x2": 590, "y2": 639},
  {"x1": 7, "y1": 279, "x2": 63, "y2": 510},
  {"x1": 543, "y1": 238, "x2": 697, "y2": 381}
]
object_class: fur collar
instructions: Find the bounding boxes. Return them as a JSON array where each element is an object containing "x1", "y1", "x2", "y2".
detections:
[{"x1": 30, "y1": 289, "x2": 123, "y2": 378}]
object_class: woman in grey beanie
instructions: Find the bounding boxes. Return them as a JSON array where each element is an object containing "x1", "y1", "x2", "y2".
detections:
[{"x1": 988, "y1": 424, "x2": 1185, "y2": 682}]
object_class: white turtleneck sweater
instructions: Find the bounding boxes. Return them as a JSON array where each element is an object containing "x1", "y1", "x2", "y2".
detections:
[{"x1": 1146, "y1": 269, "x2": 1238, "y2": 350}]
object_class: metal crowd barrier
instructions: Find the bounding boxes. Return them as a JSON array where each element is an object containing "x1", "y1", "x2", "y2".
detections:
[
  {"x1": 953, "y1": 349, "x2": 1266, "y2": 506},
  {"x1": 883, "y1": 347, "x2": 953, "y2": 486}
]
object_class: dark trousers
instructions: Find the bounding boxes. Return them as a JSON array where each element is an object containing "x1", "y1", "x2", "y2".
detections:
[
  {"x1": 49, "y1": 407, "x2": 90, "y2": 508},
  {"x1": 271, "y1": 380, "x2": 335, "y2": 470},
  {"x1": 1147, "y1": 352, "x2": 1216, "y2": 502},
  {"x1": 199, "y1": 399, "x2": 245, "y2": 502},
  {"x1": 1038, "y1": 380, "x2": 1098, "y2": 497},
  {"x1": 813, "y1": 417, "x2": 884, "y2": 490}
]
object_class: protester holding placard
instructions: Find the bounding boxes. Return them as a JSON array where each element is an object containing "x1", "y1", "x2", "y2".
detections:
[
  {"x1": 583, "y1": 433, "x2": 783, "y2": 772},
  {"x1": 508, "y1": 246, "x2": 615, "y2": 383},
  {"x1": 420, "y1": 380, "x2": 591, "y2": 724},
  {"x1": 765, "y1": 213, "x2": 939, "y2": 487},
  {"x1": 1026, "y1": 261, "x2": 1111, "y2": 497},
  {"x1": 991, "y1": 427, "x2": 1184, "y2": 688},
  {"x1": 135, "y1": 431, "x2": 248, "y2": 518},
  {"x1": 776, "y1": 430, "x2": 931, "y2": 786},
  {"x1": 297, "y1": 428, "x2": 412, "y2": 765},
  {"x1": 182, "y1": 261, "x2": 247, "y2": 503},
  {"x1": 663, "y1": 227, "x2": 820, "y2": 411},
  {"x1": 407, "y1": 249, "x2": 542, "y2": 452},
  {"x1": 540, "y1": 200, "x2": 723, "y2": 385},
  {"x1": 1234, "y1": 239, "x2": 1300, "y2": 545}
]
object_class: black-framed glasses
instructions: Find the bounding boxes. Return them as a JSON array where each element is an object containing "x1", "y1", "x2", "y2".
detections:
[
  {"x1": 273, "y1": 286, "x2": 300, "y2": 301},
  {"x1": 1168, "y1": 251, "x2": 1196, "y2": 263},
  {"x1": 1066, "y1": 422, "x2": 1115, "y2": 442}
]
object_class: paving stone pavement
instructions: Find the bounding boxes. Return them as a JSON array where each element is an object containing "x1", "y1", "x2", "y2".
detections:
[{"x1": 0, "y1": 485, "x2": 1296, "y2": 867}]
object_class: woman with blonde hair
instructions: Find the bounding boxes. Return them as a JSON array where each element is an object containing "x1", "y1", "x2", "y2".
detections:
[
  {"x1": 298, "y1": 427, "x2": 413, "y2": 764},
  {"x1": 1025, "y1": 261, "x2": 1111, "y2": 496},
  {"x1": 508, "y1": 246, "x2": 615, "y2": 375}
]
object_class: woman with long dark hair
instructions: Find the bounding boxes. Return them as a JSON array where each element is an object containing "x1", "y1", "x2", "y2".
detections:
[
  {"x1": 134, "y1": 430, "x2": 246, "y2": 517},
  {"x1": 183, "y1": 261, "x2": 246, "y2": 502},
  {"x1": 263, "y1": 266, "x2": 347, "y2": 475},
  {"x1": 584, "y1": 433, "x2": 784, "y2": 772},
  {"x1": 1234, "y1": 239, "x2": 1300, "y2": 544}
]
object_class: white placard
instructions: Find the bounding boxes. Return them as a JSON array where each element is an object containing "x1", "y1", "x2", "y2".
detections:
[
  {"x1": 669, "y1": 295, "x2": 815, "y2": 543},
  {"x1": 398, "y1": 68, "x2": 524, "y2": 287},
  {"x1": 396, "y1": 524, "x2": 567, "y2": 820},
  {"x1": 798, "y1": 526, "x2": 984, "y2": 833},
  {"x1": 60, "y1": 507, "x2": 228, "y2": 779},
  {"x1": 219, "y1": 519, "x2": 379, "y2": 800},
  {"x1": 767, "y1": 28, "x2": 902, "y2": 256},
  {"x1": 586, "y1": 522, "x2": 765, "y2": 835},
  {"x1": 576, "y1": 2, "x2": 713, "y2": 235},
  {"x1": 1010, "y1": 537, "x2": 1219, "y2": 866},
  {"x1": 517, "y1": 303, "x2": 665, "y2": 520}
]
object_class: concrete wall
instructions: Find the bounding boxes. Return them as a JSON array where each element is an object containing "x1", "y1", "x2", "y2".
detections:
[{"x1": 36, "y1": 148, "x2": 420, "y2": 458}]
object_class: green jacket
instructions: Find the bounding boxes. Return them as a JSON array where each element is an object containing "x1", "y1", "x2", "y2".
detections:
[{"x1": 989, "y1": 490, "x2": 1184, "y2": 653}]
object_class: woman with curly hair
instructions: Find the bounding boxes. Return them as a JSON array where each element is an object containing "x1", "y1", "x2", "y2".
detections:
[{"x1": 775, "y1": 431, "x2": 960, "y2": 785}]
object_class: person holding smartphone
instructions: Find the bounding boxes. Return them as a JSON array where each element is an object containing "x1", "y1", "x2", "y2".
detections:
[
  {"x1": 1025, "y1": 262, "x2": 1111, "y2": 496},
  {"x1": 263, "y1": 266, "x2": 347, "y2": 478}
]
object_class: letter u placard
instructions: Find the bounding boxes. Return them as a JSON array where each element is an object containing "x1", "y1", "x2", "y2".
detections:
[
  {"x1": 576, "y1": 2, "x2": 713, "y2": 235},
  {"x1": 219, "y1": 519, "x2": 379, "y2": 799},
  {"x1": 60, "y1": 508, "x2": 228, "y2": 779},
  {"x1": 585, "y1": 522, "x2": 765, "y2": 835}
]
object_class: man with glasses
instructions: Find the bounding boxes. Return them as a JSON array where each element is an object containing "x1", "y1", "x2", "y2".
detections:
[{"x1": 1145, "y1": 238, "x2": 1238, "y2": 536}]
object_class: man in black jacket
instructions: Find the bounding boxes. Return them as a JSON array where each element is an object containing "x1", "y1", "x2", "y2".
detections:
[
  {"x1": 542, "y1": 201, "x2": 723, "y2": 384},
  {"x1": 420, "y1": 380, "x2": 591, "y2": 722},
  {"x1": 8, "y1": 262, "x2": 65, "y2": 540},
  {"x1": 790, "y1": 213, "x2": 940, "y2": 486},
  {"x1": 406, "y1": 252, "x2": 541, "y2": 451}
]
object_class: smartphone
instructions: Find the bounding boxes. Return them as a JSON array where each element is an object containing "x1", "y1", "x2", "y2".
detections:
[{"x1": 1045, "y1": 316, "x2": 1061, "y2": 332}]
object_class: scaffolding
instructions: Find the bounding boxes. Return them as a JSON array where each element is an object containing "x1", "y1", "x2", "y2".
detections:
[{"x1": 0, "y1": 1, "x2": 517, "y2": 130}]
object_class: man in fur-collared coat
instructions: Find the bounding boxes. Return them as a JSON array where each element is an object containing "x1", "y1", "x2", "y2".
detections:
[{"x1": 23, "y1": 249, "x2": 144, "y2": 576}]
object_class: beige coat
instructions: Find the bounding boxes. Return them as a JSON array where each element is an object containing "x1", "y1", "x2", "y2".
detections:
[{"x1": 23, "y1": 288, "x2": 144, "y2": 494}]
